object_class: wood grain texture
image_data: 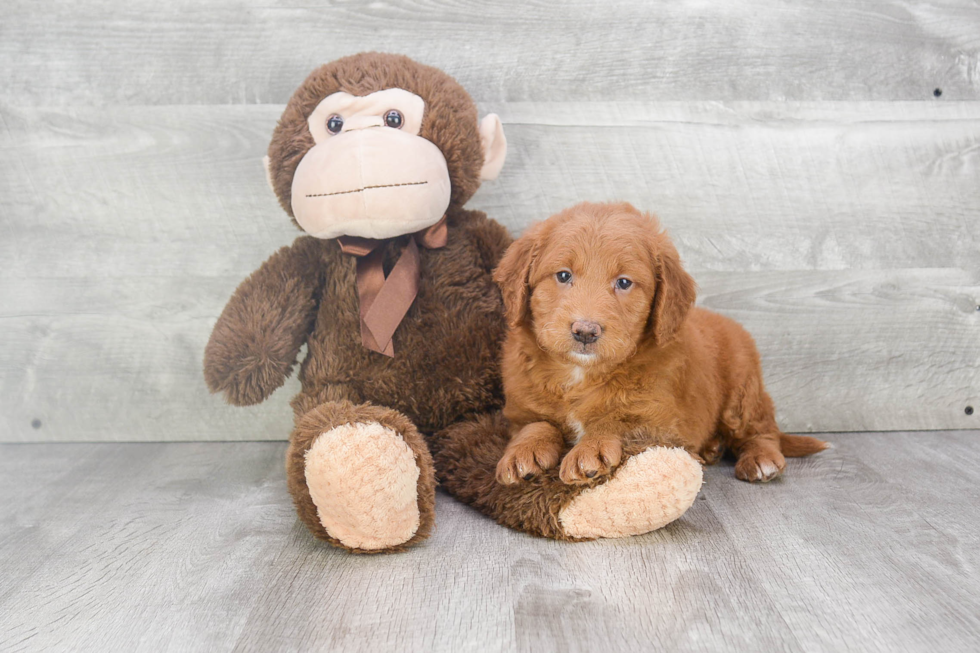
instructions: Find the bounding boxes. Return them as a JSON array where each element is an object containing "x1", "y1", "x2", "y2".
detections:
[
  {"x1": 1, "y1": 436, "x2": 979, "y2": 652},
  {"x1": 485, "y1": 101, "x2": 980, "y2": 271},
  {"x1": 1, "y1": 101, "x2": 977, "y2": 439},
  {"x1": 1, "y1": 269, "x2": 976, "y2": 441},
  {"x1": 0, "y1": 277, "x2": 303, "y2": 443},
  {"x1": 2, "y1": 0, "x2": 979, "y2": 106},
  {"x1": 3, "y1": 102, "x2": 979, "y2": 277}
]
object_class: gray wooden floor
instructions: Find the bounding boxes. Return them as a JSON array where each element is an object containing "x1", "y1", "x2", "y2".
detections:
[{"x1": 2, "y1": 433, "x2": 979, "y2": 652}]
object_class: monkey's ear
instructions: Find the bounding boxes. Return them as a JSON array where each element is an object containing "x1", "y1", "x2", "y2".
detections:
[
  {"x1": 263, "y1": 155, "x2": 275, "y2": 194},
  {"x1": 479, "y1": 114, "x2": 507, "y2": 181}
]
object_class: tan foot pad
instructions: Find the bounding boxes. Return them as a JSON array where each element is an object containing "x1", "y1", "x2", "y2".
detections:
[
  {"x1": 304, "y1": 422, "x2": 421, "y2": 551},
  {"x1": 559, "y1": 446, "x2": 703, "y2": 539}
]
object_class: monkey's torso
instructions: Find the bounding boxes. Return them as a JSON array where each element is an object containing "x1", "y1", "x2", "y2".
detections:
[{"x1": 291, "y1": 208, "x2": 509, "y2": 433}]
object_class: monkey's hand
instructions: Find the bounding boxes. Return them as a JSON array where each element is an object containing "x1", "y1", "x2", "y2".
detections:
[{"x1": 204, "y1": 238, "x2": 323, "y2": 406}]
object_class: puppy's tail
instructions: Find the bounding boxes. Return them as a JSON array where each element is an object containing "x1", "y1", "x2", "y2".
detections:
[{"x1": 779, "y1": 434, "x2": 830, "y2": 457}]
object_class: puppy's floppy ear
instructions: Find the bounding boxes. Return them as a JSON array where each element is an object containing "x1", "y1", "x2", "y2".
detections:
[
  {"x1": 493, "y1": 223, "x2": 543, "y2": 328},
  {"x1": 648, "y1": 233, "x2": 697, "y2": 345}
]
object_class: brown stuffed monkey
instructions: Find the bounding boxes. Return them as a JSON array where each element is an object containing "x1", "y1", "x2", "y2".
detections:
[
  {"x1": 205, "y1": 53, "x2": 700, "y2": 553},
  {"x1": 205, "y1": 53, "x2": 509, "y2": 553}
]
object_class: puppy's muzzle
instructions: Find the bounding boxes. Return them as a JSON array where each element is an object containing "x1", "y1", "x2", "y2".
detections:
[{"x1": 571, "y1": 320, "x2": 602, "y2": 344}]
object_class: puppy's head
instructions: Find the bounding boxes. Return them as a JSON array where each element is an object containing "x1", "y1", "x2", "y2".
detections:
[{"x1": 494, "y1": 202, "x2": 696, "y2": 366}]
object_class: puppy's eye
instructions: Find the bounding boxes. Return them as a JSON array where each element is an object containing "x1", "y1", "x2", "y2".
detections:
[
  {"x1": 615, "y1": 278, "x2": 633, "y2": 291},
  {"x1": 384, "y1": 109, "x2": 404, "y2": 129},
  {"x1": 556, "y1": 271, "x2": 572, "y2": 284},
  {"x1": 326, "y1": 114, "x2": 344, "y2": 134}
]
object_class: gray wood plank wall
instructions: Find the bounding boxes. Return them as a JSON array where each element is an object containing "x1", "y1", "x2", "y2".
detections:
[{"x1": 1, "y1": 1, "x2": 978, "y2": 441}]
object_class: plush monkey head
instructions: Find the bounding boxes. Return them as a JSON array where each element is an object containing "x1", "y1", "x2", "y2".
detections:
[{"x1": 266, "y1": 53, "x2": 506, "y2": 240}]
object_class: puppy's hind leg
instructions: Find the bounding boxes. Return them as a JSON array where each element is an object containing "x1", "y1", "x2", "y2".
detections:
[
  {"x1": 723, "y1": 380, "x2": 830, "y2": 482},
  {"x1": 732, "y1": 434, "x2": 786, "y2": 482},
  {"x1": 721, "y1": 380, "x2": 791, "y2": 483}
]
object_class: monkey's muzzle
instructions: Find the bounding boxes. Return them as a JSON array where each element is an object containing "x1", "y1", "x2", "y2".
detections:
[{"x1": 290, "y1": 128, "x2": 452, "y2": 241}]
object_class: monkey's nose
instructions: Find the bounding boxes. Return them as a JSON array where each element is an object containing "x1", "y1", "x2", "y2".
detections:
[
  {"x1": 342, "y1": 115, "x2": 385, "y2": 131},
  {"x1": 571, "y1": 320, "x2": 602, "y2": 344}
]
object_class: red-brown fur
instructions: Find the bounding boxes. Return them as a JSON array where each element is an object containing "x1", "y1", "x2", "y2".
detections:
[{"x1": 493, "y1": 202, "x2": 827, "y2": 485}]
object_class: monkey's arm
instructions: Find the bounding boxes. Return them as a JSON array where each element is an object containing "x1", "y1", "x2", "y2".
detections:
[
  {"x1": 204, "y1": 237, "x2": 324, "y2": 406},
  {"x1": 459, "y1": 210, "x2": 513, "y2": 273}
]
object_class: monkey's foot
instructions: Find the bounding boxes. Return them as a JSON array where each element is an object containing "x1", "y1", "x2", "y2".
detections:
[
  {"x1": 303, "y1": 421, "x2": 423, "y2": 551},
  {"x1": 558, "y1": 446, "x2": 703, "y2": 539},
  {"x1": 287, "y1": 400, "x2": 435, "y2": 553}
]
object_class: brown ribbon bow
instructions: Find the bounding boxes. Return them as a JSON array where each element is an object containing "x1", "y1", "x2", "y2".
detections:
[{"x1": 336, "y1": 216, "x2": 448, "y2": 357}]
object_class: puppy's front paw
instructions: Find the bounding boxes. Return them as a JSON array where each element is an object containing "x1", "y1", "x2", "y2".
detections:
[
  {"x1": 559, "y1": 438, "x2": 623, "y2": 485},
  {"x1": 496, "y1": 438, "x2": 562, "y2": 485},
  {"x1": 735, "y1": 450, "x2": 786, "y2": 482}
]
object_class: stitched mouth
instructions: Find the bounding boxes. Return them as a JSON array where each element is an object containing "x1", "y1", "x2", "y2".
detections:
[{"x1": 306, "y1": 181, "x2": 428, "y2": 198}]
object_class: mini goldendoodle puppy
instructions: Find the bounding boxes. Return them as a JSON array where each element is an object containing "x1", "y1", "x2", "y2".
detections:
[{"x1": 494, "y1": 201, "x2": 828, "y2": 486}]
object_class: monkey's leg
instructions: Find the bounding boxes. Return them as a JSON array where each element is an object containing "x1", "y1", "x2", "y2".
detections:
[
  {"x1": 433, "y1": 412, "x2": 702, "y2": 540},
  {"x1": 287, "y1": 400, "x2": 435, "y2": 553}
]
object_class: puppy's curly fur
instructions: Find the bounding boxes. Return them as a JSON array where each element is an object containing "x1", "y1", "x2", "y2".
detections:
[{"x1": 493, "y1": 201, "x2": 827, "y2": 486}]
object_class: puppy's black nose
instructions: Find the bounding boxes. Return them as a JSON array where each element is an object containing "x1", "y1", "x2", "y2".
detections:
[{"x1": 571, "y1": 320, "x2": 601, "y2": 344}]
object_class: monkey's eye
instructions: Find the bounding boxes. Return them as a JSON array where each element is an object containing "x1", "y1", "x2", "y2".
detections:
[
  {"x1": 556, "y1": 271, "x2": 572, "y2": 284},
  {"x1": 384, "y1": 109, "x2": 404, "y2": 129},
  {"x1": 615, "y1": 277, "x2": 633, "y2": 291},
  {"x1": 326, "y1": 114, "x2": 344, "y2": 134}
]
